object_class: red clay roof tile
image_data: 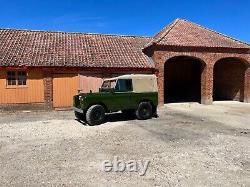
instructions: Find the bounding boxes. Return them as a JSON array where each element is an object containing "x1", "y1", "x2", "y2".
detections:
[
  {"x1": 1, "y1": 19, "x2": 249, "y2": 69},
  {"x1": 146, "y1": 19, "x2": 250, "y2": 49},
  {"x1": 0, "y1": 29, "x2": 153, "y2": 68}
]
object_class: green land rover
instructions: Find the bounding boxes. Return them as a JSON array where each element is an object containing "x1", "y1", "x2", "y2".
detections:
[{"x1": 73, "y1": 74, "x2": 158, "y2": 125}]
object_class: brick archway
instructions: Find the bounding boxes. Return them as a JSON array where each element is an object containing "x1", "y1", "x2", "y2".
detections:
[
  {"x1": 213, "y1": 57, "x2": 249, "y2": 102},
  {"x1": 164, "y1": 56, "x2": 206, "y2": 103}
]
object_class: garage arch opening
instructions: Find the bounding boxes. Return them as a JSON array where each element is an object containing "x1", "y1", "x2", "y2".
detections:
[
  {"x1": 164, "y1": 56, "x2": 205, "y2": 103},
  {"x1": 213, "y1": 57, "x2": 248, "y2": 102}
]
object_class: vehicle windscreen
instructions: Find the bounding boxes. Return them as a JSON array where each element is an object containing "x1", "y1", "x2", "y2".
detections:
[{"x1": 100, "y1": 80, "x2": 117, "y2": 91}]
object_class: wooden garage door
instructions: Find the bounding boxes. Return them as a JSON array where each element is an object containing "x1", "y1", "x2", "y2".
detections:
[{"x1": 53, "y1": 74, "x2": 79, "y2": 108}]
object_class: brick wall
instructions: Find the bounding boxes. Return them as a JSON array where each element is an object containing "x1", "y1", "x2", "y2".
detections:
[{"x1": 245, "y1": 67, "x2": 250, "y2": 102}]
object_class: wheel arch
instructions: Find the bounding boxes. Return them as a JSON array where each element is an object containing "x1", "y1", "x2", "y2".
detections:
[{"x1": 86, "y1": 102, "x2": 108, "y2": 113}]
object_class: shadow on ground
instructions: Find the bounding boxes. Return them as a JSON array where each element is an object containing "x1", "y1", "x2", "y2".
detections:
[{"x1": 75, "y1": 112, "x2": 136, "y2": 126}]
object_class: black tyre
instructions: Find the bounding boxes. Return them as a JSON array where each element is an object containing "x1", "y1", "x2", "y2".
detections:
[
  {"x1": 86, "y1": 105, "x2": 105, "y2": 126},
  {"x1": 75, "y1": 111, "x2": 85, "y2": 121},
  {"x1": 135, "y1": 102, "x2": 153, "y2": 120},
  {"x1": 121, "y1": 109, "x2": 135, "y2": 117}
]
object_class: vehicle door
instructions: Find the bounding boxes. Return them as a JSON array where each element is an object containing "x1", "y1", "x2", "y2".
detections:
[{"x1": 113, "y1": 79, "x2": 133, "y2": 110}]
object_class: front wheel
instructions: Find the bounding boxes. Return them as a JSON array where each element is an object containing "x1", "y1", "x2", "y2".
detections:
[
  {"x1": 86, "y1": 105, "x2": 105, "y2": 126},
  {"x1": 135, "y1": 102, "x2": 153, "y2": 120}
]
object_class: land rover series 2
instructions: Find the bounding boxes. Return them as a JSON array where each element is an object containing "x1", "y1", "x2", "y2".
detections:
[{"x1": 73, "y1": 74, "x2": 158, "y2": 125}]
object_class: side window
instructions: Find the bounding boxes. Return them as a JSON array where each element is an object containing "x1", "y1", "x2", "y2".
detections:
[
  {"x1": 7, "y1": 71, "x2": 27, "y2": 87},
  {"x1": 115, "y1": 79, "x2": 133, "y2": 92}
]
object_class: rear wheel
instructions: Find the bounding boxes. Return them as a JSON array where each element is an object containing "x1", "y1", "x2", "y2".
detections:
[
  {"x1": 86, "y1": 105, "x2": 105, "y2": 126},
  {"x1": 136, "y1": 102, "x2": 153, "y2": 120}
]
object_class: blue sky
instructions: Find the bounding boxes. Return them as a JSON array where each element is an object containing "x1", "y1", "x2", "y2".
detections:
[{"x1": 0, "y1": 0, "x2": 250, "y2": 43}]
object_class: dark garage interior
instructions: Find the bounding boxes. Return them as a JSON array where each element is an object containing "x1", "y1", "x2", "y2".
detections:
[
  {"x1": 164, "y1": 56, "x2": 204, "y2": 103},
  {"x1": 213, "y1": 58, "x2": 247, "y2": 102}
]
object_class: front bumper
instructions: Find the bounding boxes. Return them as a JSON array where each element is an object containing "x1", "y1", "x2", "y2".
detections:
[{"x1": 73, "y1": 107, "x2": 84, "y2": 114}]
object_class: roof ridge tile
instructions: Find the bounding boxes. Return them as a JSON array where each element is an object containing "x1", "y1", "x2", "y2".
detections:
[
  {"x1": 154, "y1": 18, "x2": 180, "y2": 44},
  {"x1": 0, "y1": 28, "x2": 151, "y2": 39}
]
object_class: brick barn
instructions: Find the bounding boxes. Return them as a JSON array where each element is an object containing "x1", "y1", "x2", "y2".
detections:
[
  {"x1": 143, "y1": 19, "x2": 250, "y2": 105},
  {"x1": 0, "y1": 19, "x2": 249, "y2": 109}
]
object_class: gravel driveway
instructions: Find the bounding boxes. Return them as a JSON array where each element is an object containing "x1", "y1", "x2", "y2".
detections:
[{"x1": 0, "y1": 101, "x2": 250, "y2": 186}]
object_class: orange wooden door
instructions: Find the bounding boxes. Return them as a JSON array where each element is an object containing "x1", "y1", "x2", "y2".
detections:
[{"x1": 53, "y1": 74, "x2": 79, "y2": 108}]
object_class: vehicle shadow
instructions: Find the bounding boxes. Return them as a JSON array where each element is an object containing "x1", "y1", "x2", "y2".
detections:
[
  {"x1": 106, "y1": 112, "x2": 136, "y2": 122},
  {"x1": 75, "y1": 112, "x2": 136, "y2": 126}
]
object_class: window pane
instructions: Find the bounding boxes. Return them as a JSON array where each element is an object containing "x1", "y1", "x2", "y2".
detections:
[
  {"x1": 102, "y1": 80, "x2": 116, "y2": 89},
  {"x1": 7, "y1": 80, "x2": 12, "y2": 85},
  {"x1": 7, "y1": 71, "x2": 16, "y2": 85},
  {"x1": 7, "y1": 80, "x2": 16, "y2": 85},
  {"x1": 125, "y1": 80, "x2": 132, "y2": 91},
  {"x1": 18, "y1": 71, "x2": 27, "y2": 85},
  {"x1": 115, "y1": 79, "x2": 132, "y2": 92}
]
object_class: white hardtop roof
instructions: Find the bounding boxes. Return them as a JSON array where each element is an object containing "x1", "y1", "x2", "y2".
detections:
[
  {"x1": 104, "y1": 74, "x2": 156, "y2": 81},
  {"x1": 103, "y1": 74, "x2": 158, "y2": 93}
]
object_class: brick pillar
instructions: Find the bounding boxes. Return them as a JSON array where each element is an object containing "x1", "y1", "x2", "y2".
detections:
[
  {"x1": 152, "y1": 52, "x2": 165, "y2": 106},
  {"x1": 244, "y1": 66, "x2": 250, "y2": 103},
  {"x1": 201, "y1": 63, "x2": 213, "y2": 105},
  {"x1": 43, "y1": 73, "x2": 53, "y2": 109},
  {"x1": 158, "y1": 68, "x2": 164, "y2": 106}
]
